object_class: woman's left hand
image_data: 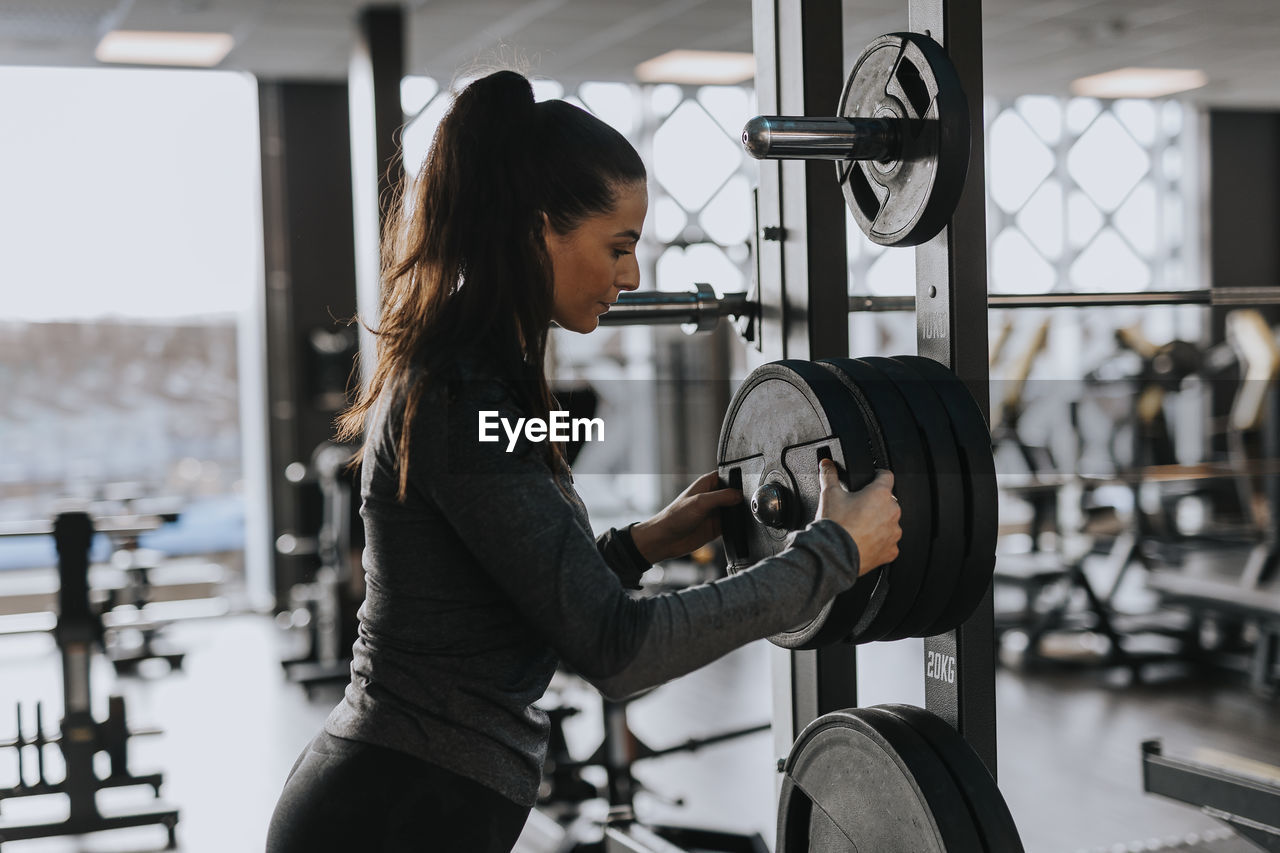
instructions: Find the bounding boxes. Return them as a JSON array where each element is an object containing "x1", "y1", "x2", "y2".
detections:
[{"x1": 630, "y1": 471, "x2": 743, "y2": 564}]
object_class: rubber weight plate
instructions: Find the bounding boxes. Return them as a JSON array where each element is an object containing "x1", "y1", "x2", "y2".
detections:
[
  {"x1": 878, "y1": 704, "x2": 1025, "y2": 852},
  {"x1": 859, "y1": 356, "x2": 967, "y2": 639},
  {"x1": 717, "y1": 361, "x2": 881, "y2": 649},
  {"x1": 819, "y1": 358, "x2": 932, "y2": 643},
  {"x1": 777, "y1": 708, "x2": 982, "y2": 853},
  {"x1": 837, "y1": 32, "x2": 970, "y2": 247},
  {"x1": 889, "y1": 356, "x2": 997, "y2": 635}
]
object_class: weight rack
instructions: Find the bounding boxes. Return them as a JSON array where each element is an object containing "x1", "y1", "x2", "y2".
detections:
[
  {"x1": 740, "y1": 0, "x2": 996, "y2": 770},
  {"x1": 599, "y1": 0, "x2": 998, "y2": 848},
  {"x1": 0, "y1": 512, "x2": 178, "y2": 849},
  {"x1": 590, "y1": 0, "x2": 1280, "y2": 847}
]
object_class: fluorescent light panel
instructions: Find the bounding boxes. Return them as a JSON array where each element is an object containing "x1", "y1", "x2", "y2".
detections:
[
  {"x1": 96, "y1": 30, "x2": 234, "y2": 68},
  {"x1": 635, "y1": 50, "x2": 755, "y2": 85},
  {"x1": 1070, "y1": 67, "x2": 1207, "y2": 99}
]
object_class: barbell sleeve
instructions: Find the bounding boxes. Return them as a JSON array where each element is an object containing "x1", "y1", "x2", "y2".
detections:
[
  {"x1": 742, "y1": 116, "x2": 898, "y2": 162},
  {"x1": 599, "y1": 283, "x2": 751, "y2": 333}
]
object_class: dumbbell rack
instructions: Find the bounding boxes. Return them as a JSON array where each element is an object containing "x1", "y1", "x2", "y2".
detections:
[{"x1": 0, "y1": 512, "x2": 178, "y2": 849}]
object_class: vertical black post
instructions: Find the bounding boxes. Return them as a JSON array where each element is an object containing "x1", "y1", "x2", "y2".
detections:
[
  {"x1": 258, "y1": 82, "x2": 361, "y2": 608},
  {"x1": 1206, "y1": 111, "x2": 1280, "y2": 458},
  {"x1": 353, "y1": 7, "x2": 406, "y2": 227},
  {"x1": 909, "y1": 0, "x2": 997, "y2": 775},
  {"x1": 754, "y1": 0, "x2": 855, "y2": 754},
  {"x1": 349, "y1": 5, "x2": 406, "y2": 359},
  {"x1": 602, "y1": 699, "x2": 639, "y2": 809},
  {"x1": 53, "y1": 512, "x2": 97, "y2": 660},
  {"x1": 52, "y1": 511, "x2": 102, "y2": 821},
  {"x1": 1266, "y1": 385, "x2": 1280, "y2": 552},
  {"x1": 755, "y1": 0, "x2": 850, "y2": 363}
]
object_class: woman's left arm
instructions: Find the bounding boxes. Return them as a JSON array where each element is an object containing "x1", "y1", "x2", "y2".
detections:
[{"x1": 628, "y1": 471, "x2": 743, "y2": 564}]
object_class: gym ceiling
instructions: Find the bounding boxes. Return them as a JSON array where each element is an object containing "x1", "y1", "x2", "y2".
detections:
[{"x1": 1, "y1": 0, "x2": 1277, "y2": 106}]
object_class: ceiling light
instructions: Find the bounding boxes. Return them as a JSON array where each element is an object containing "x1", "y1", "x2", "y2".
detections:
[
  {"x1": 1070, "y1": 67, "x2": 1207, "y2": 99},
  {"x1": 635, "y1": 50, "x2": 755, "y2": 85},
  {"x1": 95, "y1": 30, "x2": 235, "y2": 68}
]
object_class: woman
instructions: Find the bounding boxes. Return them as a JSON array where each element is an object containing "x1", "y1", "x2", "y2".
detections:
[{"x1": 266, "y1": 69, "x2": 900, "y2": 853}]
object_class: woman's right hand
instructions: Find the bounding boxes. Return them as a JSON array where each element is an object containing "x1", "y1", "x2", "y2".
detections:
[{"x1": 815, "y1": 459, "x2": 901, "y2": 574}]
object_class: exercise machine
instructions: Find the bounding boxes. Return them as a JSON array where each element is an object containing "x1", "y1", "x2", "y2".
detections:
[{"x1": 279, "y1": 441, "x2": 362, "y2": 695}]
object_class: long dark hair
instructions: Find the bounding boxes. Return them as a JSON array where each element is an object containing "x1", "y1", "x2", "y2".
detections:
[{"x1": 338, "y1": 70, "x2": 646, "y2": 499}]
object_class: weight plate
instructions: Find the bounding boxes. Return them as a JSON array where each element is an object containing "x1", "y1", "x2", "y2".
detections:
[
  {"x1": 717, "y1": 361, "x2": 882, "y2": 649},
  {"x1": 877, "y1": 704, "x2": 1025, "y2": 852},
  {"x1": 777, "y1": 708, "x2": 983, "y2": 853},
  {"x1": 837, "y1": 32, "x2": 970, "y2": 247},
  {"x1": 859, "y1": 356, "x2": 968, "y2": 639},
  {"x1": 889, "y1": 356, "x2": 997, "y2": 635},
  {"x1": 819, "y1": 358, "x2": 932, "y2": 643}
]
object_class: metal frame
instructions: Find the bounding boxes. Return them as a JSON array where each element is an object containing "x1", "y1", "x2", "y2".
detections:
[
  {"x1": 1142, "y1": 740, "x2": 1280, "y2": 852},
  {"x1": 751, "y1": 0, "x2": 862, "y2": 774},
  {"x1": 909, "y1": 0, "x2": 997, "y2": 773},
  {"x1": 748, "y1": 0, "x2": 998, "y2": 776}
]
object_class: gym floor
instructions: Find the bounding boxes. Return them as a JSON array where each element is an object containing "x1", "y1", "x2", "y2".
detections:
[{"x1": 0, "y1": 612, "x2": 1275, "y2": 852}]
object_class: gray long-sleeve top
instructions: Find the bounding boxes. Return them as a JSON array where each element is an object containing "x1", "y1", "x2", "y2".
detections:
[{"x1": 324, "y1": 352, "x2": 861, "y2": 807}]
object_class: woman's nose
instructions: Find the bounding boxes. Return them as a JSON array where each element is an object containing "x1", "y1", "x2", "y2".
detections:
[{"x1": 617, "y1": 259, "x2": 641, "y2": 291}]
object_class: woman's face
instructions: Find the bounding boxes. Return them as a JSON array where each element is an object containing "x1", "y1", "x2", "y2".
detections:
[{"x1": 545, "y1": 182, "x2": 648, "y2": 334}]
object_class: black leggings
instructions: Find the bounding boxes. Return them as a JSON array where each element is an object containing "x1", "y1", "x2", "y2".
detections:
[{"x1": 266, "y1": 731, "x2": 531, "y2": 853}]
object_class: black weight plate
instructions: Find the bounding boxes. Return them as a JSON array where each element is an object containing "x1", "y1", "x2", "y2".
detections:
[
  {"x1": 777, "y1": 708, "x2": 982, "y2": 853},
  {"x1": 877, "y1": 704, "x2": 1025, "y2": 852},
  {"x1": 889, "y1": 356, "x2": 997, "y2": 635},
  {"x1": 837, "y1": 32, "x2": 970, "y2": 247},
  {"x1": 717, "y1": 360, "x2": 882, "y2": 649},
  {"x1": 860, "y1": 356, "x2": 968, "y2": 640},
  {"x1": 819, "y1": 358, "x2": 931, "y2": 643}
]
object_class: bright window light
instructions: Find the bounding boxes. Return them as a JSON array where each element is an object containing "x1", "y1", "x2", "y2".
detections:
[
  {"x1": 1069, "y1": 68, "x2": 1207, "y2": 99},
  {"x1": 96, "y1": 30, "x2": 234, "y2": 67},
  {"x1": 0, "y1": 66, "x2": 260, "y2": 321},
  {"x1": 635, "y1": 50, "x2": 755, "y2": 85}
]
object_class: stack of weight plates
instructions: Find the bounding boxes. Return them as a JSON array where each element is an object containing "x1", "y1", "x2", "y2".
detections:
[
  {"x1": 716, "y1": 356, "x2": 996, "y2": 649},
  {"x1": 776, "y1": 704, "x2": 1024, "y2": 852}
]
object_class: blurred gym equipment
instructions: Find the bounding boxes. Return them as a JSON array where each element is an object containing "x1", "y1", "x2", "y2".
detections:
[{"x1": 0, "y1": 512, "x2": 178, "y2": 848}]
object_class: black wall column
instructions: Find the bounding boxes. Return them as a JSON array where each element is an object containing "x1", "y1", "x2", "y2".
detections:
[
  {"x1": 1206, "y1": 111, "x2": 1280, "y2": 465},
  {"x1": 258, "y1": 82, "x2": 360, "y2": 608},
  {"x1": 1209, "y1": 110, "x2": 1280, "y2": 298},
  {"x1": 349, "y1": 5, "x2": 406, "y2": 353},
  {"x1": 1207, "y1": 110, "x2": 1280, "y2": 538}
]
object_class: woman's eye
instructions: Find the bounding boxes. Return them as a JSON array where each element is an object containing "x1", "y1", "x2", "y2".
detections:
[{"x1": 612, "y1": 249, "x2": 631, "y2": 259}]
